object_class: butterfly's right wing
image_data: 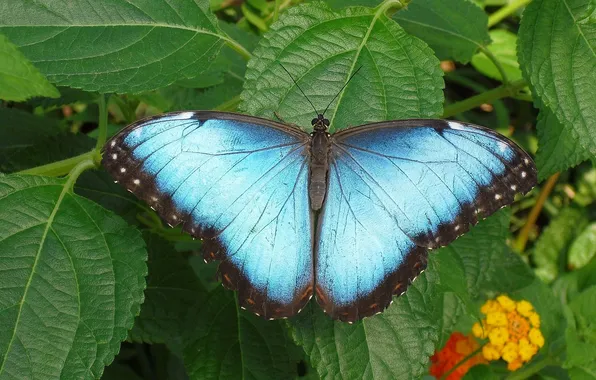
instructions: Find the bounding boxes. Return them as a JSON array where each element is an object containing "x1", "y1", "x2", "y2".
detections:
[{"x1": 103, "y1": 112, "x2": 314, "y2": 319}]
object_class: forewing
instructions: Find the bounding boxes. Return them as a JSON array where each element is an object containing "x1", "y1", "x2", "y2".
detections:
[
  {"x1": 103, "y1": 112, "x2": 313, "y2": 319},
  {"x1": 315, "y1": 119, "x2": 536, "y2": 321}
]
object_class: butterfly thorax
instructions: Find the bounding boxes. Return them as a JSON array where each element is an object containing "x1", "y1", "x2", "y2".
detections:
[{"x1": 309, "y1": 115, "x2": 331, "y2": 211}]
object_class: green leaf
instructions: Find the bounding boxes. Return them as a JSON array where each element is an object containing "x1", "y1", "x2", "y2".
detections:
[
  {"x1": 535, "y1": 104, "x2": 591, "y2": 181},
  {"x1": 325, "y1": 0, "x2": 381, "y2": 8},
  {"x1": 129, "y1": 233, "x2": 207, "y2": 354},
  {"x1": 471, "y1": 29, "x2": 523, "y2": 82},
  {"x1": 532, "y1": 207, "x2": 589, "y2": 283},
  {"x1": 290, "y1": 257, "x2": 449, "y2": 380},
  {"x1": 569, "y1": 223, "x2": 596, "y2": 271},
  {"x1": 27, "y1": 87, "x2": 99, "y2": 109},
  {"x1": 0, "y1": 174, "x2": 147, "y2": 379},
  {"x1": 443, "y1": 209, "x2": 533, "y2": 297},
  {"x1": 393, "y1": 0, "x2": 490, "y2": 63},
  {"x1": 290, "y1": 211, "x2": 520, "y2": 380},
  {"x1": 0, "y1": 0, "x2": 225, "y2": 94},
  {"x1": 182, "y1": 287, "x2": 300, "y2": 380},
  {"x1": 75, "y1": 170, "x2": 143, "y2": 227},
  {"x1": 518, "y1": 0, "x2": 596, "y2": 156},
  {"x1": 0, "y1": 33, "x2": 59, "y2": 101},
  {"x1": 1, "y1": 134, "x2": 95, "y2": 173},
  {"x1": 0, "y1": 108, "x2": 63, "y2": 170},
  {"x1": 241, "y1": 2, "x2": 444, "y2": 132},
  {"x1": 565, "y1": 286, "x2": 596, "y2": 376}
]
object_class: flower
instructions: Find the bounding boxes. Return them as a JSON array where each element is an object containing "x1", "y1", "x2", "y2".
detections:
[
  {"x1": 473, "y1": 295, "x2": 545, "y2": 371},
  {"x1": 430, "y1": 332, "x2": 487, "y2": 380}
]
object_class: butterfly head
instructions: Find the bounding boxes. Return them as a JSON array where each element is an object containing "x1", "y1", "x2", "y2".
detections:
[{"x1": 312, "y1": 114, "x2": 330, "y2": 131}]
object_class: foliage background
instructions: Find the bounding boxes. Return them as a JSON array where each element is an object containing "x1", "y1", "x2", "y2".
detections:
[{"x1": 0, "y1": 0, "x2": 595, "y2": 379}]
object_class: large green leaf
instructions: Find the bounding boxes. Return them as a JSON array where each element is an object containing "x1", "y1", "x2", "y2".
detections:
[
  {"x1": 393, "y1": 0, "x2": 490, "y2": 63},
  {"x1": 182, "y1": 287, "x2": 301, "y2": 380},
  {"x1": 290, "y1": 257, "x2": 451, "y2": 380},
  {"x1": 241, "y1": 2, "x2": 444, "y2": 132},
  {"x1": 518, "y1": 0, "x2": 596, "y2": 155},
  {"x1": 0, "y1": 33, "x2": 59, "y2": 101},
  {"x1": 536, "y1": 104, "x2": 592, "y2": 181},
  {"x1": 471, "y1": 29, "x2": 523, "y2": 82},
  {"x1": 0, "y1": 0, "x2": 225, "y2": 94},
  {"x1": 290, "y1": 211, "x2": 526, "y2": 380},
  {"x1": 444, "y1": 209, "x2": 533, "y2": 297},
  {"x1": 0, "y1": 108, "x2": 63, "y2": 172},
  {"x1": 129, "y1": 234, "x2": 207, "y2": 354},
  {"x1": 0, "y1": 174, "x2": 147, "y2": 379}
]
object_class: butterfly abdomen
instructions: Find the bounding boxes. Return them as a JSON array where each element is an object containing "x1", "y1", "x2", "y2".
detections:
[{"x1": 309, "y1": 131, "x2": 330, "y2": 210}]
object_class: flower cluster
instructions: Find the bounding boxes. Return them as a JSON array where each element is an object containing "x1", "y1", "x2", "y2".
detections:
[
  {"x1": 430, "y1": 332, "x2": 487, "y2": 380},
  {"x1": 472, "y1": 295, "x2": 544, "y2": 371}
]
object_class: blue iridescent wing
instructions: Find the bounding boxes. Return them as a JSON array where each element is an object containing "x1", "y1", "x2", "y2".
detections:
[
  {"x1": 103, "y1": 112, "x2": 313, "y2": 319},
  {"x1": 315, "y1": 119, "x2": 536, "y2": 321}
]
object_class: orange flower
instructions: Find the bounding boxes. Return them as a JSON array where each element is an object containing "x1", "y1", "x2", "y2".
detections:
[{"x1": 430, "y1": 332, "x2": 487, "y2": 380}]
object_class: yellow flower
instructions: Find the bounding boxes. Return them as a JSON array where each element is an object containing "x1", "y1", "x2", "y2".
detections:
[
  {"x1": 472, "y1": 322, "x2": 487, "y2": 338},
  {"x1": 482, "y1": 343, "x2": 502, "y2": 361},
  {"x1": 516, "y1": 300, "x2": 534, "y2": 317},
  {"x1": 486, "y1": 311, "x2": 508, "y2": 327},
  {"x1": 529, "y1": 328, "x2": 545, "y2": 348},
  {"x1": 508, "y1": 359, "x2": 523, "y2": 371},
  {"x1": 488, "y1": 327, "x2": 509, "y2": 346},
  {"x1": 528, "y1": 312, "x2": 541, "y2": 328},
  {"x1": 518, "y1": 338, "x2": 538, "y2": 362},
  {"x1": 481, "y1": 300, "x2": 503, "y2": 314},
  {"x1": 497, "y1": 295, "x2": 516, "y2": 311},
  {"x1": 501, "y1": 342, "x2": 519, "y2": 363},
  {"x1": 472, "y1": 295, "x2": 545, "y2": 372}
]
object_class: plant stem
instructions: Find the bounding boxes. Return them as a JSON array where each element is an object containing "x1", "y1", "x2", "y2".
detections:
[
  {"x1": 478, "y1": 45, "x2": 509, "y2": 85},
  {"x1": 18, "y1": 151, "x2": 98, "y2": 177},
  {"x1": 488, "y1": 0, "x2": 531, "y2": 27},
  {"x1": 514, "y1": 172, "x2": 560, "y2": 253},
  {"x1": 65, "y1": 158, "x2": 96, "y2": 191},
  {"x1": 442, "y1": 79, "x2": 527, "y2": 118},
  {"x1": 222, "y1": 35, "x2": 252, "y2": 61},
  {"x1": 273, "y1": 0, "x2": 281, "y2": 22},
  {"x1": 379, "y1": 0, "x2": 411, "y2": 16},
  {"x1": 95, "y1": 94, "x2": 108, "y2": 150}
]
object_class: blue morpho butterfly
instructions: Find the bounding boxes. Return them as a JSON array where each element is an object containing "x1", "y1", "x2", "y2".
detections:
[{"x1": 102, "y1": 74, "x2": 537, "y2": 323}]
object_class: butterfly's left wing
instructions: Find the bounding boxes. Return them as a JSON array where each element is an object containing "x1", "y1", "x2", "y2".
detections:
[
  {"x1": 102, "y1": 111, "x2": 313, "y2": 319},
  {"x1": 315, "y1": 119, "x2": 536, "y2": 321}
]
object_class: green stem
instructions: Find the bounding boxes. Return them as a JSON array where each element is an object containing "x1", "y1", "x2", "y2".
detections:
[
  {"x1": 442, "y1": 79, "x2": 528, "y2": 118},
  {"x1": 17, "y1": 151, "x2": 99, "y2": 177},
  {"x1": 273, "y1": 0, "x2": 281, "y2": 23},
  {"x1": 95, "y1": 94, "x2": 108, "y2": 150},
  {"x1": 65, "y1": 158, "x2": 96, "y2": 191},
  {"x1": 478, "y1": 45, "x2": 509, "y2": 85},
  {"x1": 222, "y1": 35, "x2": 252, "y2": 61},
  {"x1": 488, "y1": 0, "x2": 531, "y2": 27},
  {"x1": 378, "y1": 0, "x2": 411, "y2": 16}
]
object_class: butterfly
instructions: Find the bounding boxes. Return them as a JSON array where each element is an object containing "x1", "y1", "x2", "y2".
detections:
[{"x1": 102, "y1": 110, "x2": 536, "y2": 322}]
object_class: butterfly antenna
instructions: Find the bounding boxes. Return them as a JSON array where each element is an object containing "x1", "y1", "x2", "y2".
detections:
[
  {"x1": 322, "y1": 66, "x2": 363, "y2": 117},
  {"x1": 279, "y1": 63, "x2": 320, "y2": 116}
]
